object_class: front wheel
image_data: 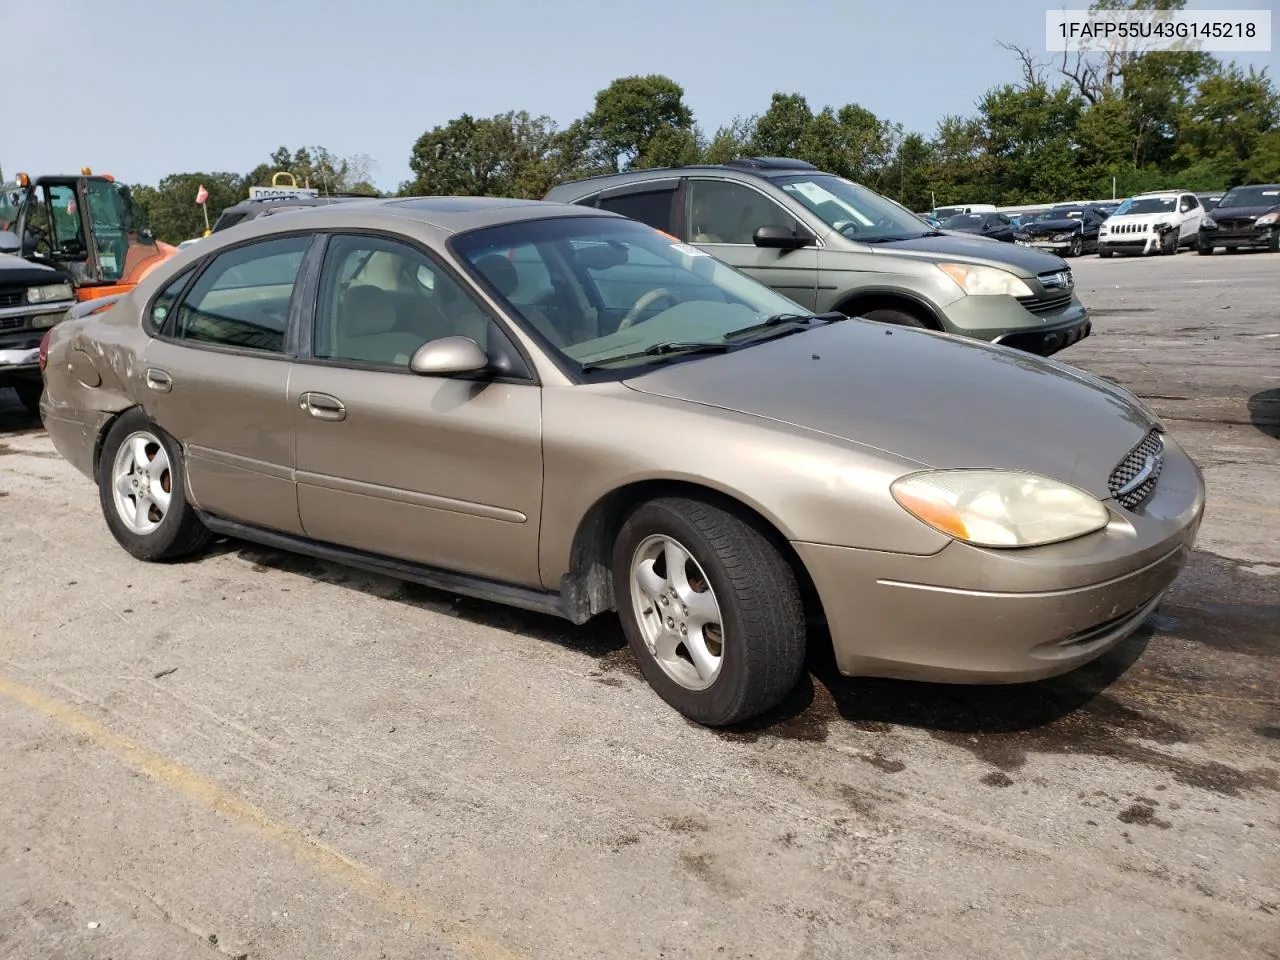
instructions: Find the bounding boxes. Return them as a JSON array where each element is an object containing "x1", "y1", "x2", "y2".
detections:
[
  {"x1": 612, "y1": 497, "x2": 807, "y2": 726},
  {"x1": 1198, "y1": 243, "x2": 1214, "y2": 256},
  {"x1": 97, "y1": 409, "x2": 212, "y2": 562},
  {"x1": 1068, "y1": 235, "x2": 1083, "y2": 257},
  {"x1": 1098, "y1": 249, "x2": 1113, "y2": 259},
  {"x1": 856, "y1": 307, "x2": 928, "y2": 329}
]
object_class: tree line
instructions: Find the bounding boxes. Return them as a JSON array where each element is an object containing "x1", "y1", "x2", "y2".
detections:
[{"x1": 130, "y1": 15, "x2": 1278, "y2": 244}]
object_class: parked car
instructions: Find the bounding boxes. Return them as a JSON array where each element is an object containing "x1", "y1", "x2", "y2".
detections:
[
  {"x1": 1013, "y1": 204, "x2": 1111, "y2": 257},
  {"x1": 0, "y1": 249, "x2": 76, "y2": 414},
  {"x1": 544, "y1": 157, "x2": 1090, "y2": 357},
  {"x1": 939, "y1": 211, "x2": 1016, "y2": 242},
  {"x1": 1097, "y1": 191, "x2": 1205, "y2": 256},
  {"x1": 37, "y1": 196, "x2": 1205, "y2": 726},
  {"x1": 1196, "y1": 183, "x2": 1280, "y2": 254},
  {"x1": 1195, "y1": 192, "x2": 1225, "y2": 212},
  {"x1": 209, "y1": 194, "x2": 375, "y2": 234}
]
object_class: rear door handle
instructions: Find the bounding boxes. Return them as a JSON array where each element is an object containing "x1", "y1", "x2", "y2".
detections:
[
  {"x1": 299, "y1": 391, "x2": 346, "y2": 422},
  {"x1": 145, "y1": 368, "x2": 172, "y2": 393}
]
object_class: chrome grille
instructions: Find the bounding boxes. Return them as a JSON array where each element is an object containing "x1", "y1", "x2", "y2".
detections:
[
  {"x1": 1019, "y1": 293, "x2": 1073, "y2": 315},
  {"x1": 0, "y1": 289, "x2": 24, "y2": 308},
  {"x1": 1108, "y1": 429, "x2": 1164, "y2": 509},
  {"x1": 1216, "y1": 217, "x2": 1255, "y2": 229}
]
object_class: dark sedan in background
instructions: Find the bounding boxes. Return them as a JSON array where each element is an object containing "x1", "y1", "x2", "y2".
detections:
[
  {"x1": 1197, "y1": 184, "x2": 1280, "y2": 254},
  {"x1": 939, "y1": 211, "x2": 1016, "y2": 242},
  {"x1": 1013, "y1": 204, "x2": 1110, "y2": 258}
]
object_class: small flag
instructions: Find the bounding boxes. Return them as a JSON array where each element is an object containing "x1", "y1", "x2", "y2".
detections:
[{"x1": 195, "y1": 184, "x2": 209, "y2": 205}]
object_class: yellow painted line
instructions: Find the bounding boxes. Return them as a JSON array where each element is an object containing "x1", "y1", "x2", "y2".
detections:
[{"x1": 0, "y1": 674, "x2": 524, "y2": 960}]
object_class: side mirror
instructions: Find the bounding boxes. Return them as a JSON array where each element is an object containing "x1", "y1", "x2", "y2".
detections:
[
  {"x1": 753, "y1": 224, "x2": 815, "y2": 250},
  {"x1": 981, "y1": 222, "x2": 992, "y2": 231},
  {"x1": 409, "y1": 336, "x2": 490, "y2": 377},
  {"x1": 0, "y1": 230, "x2": 19, "y2": 254}
]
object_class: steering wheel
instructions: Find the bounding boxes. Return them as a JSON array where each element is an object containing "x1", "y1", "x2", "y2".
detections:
[{"x1": 617, "y1": 287, "x2": 675, "y2": 329}]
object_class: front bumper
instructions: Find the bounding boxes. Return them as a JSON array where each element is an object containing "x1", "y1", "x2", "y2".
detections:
[
  {"x1": 794, "y1": 433, "x2": 1205, "y2": 683},
  {"x1": 1014, "y1": 238, "x2": 1075, "y2": 253},
  {"x1": 938, "y1": 293, "x2": 1090, "y2": 357},
  {"x1": 1199, "y1": 226, "x2": 1276, "y2": 249},
  {"x1": 0, "y1": 301, "x2": 70, "y2": 383},
  {"x1": 1098, "y1": 235, "x2": 1160, "y2": 255}
]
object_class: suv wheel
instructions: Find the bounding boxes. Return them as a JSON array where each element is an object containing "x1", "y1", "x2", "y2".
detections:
[
  {"x1": 856, "y1": 307, "x2": 928, "y2": 329},
  {"x1": 612, "y1": 496, "x2": 806, "y2": 726}
]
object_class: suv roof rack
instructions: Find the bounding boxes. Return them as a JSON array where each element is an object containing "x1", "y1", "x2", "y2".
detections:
[{"x1": 723, "y1": 157, "x2": 818, "y2": 171}]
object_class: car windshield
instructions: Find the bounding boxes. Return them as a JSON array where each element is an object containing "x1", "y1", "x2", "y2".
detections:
[
  {"x1": 1114, "y1": 196, "x2": 1176, "y2": 215},
  {"x1": 774, "y1": 174, "x2": 931, "y2": 241},
  {"x1": 941, "y1": 213, "x2": 983, "y2": 229},
  {"x1": 1217, "y1": 185, "x2": 1280, "y2": 209},
  {"x1": 1049, "y1": 207, "x2": 1084, "y2": 219},
  {"x1": 450, "y1": 215, "x2": 809, "y2": 373}
]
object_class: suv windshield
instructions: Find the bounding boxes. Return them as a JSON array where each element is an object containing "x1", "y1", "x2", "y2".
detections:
[
  {"x1": 1114, "y1": 196, "x2": 1176, "y2": 215},
  {"x1": 1217, "y1": 185, "x2": 1280, "y2": 209},
  {"x1": 774, "y1": 174, "x2": 931, "y2": 242},
  {"x1": 451, "y1": 216, "x2": 808, "y2": 373}
]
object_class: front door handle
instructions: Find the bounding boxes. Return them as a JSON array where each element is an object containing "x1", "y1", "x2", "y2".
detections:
[
  {"x1": 299, "y1": 391, "x2": 346, "y2": 422},
  {"x1": 144, "y1": 368, "x2": 172, "y2": 393}
]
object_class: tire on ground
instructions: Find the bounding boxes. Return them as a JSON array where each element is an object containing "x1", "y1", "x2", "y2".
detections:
[
  {"x1": 611, "y1": 496, "x2": 807, "y2": 726},
  {"x1": 97, "y1": 408, "x2": 212, "y2": 562},
  {"x1": 854, "y1": 307, "x2": 929, "y2": 329},
  {"x1": 13, "y1": 381, "x2": 41, "y2": 416}
]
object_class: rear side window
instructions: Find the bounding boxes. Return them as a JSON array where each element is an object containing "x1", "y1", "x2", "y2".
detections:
[
  {"x1": 173, "y1": 235, "x2": 310, "y2": 353},
  {"x1": 596, "y1": 187, "x2": 677, "y2": 234},
  {"x1": 148, "y1": 267, "x2": 194, "y2": 333}
]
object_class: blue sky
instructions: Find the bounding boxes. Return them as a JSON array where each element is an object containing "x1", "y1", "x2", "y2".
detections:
[{"x1": 7, "y1": 0, "x2": 1276, "y2": 192}]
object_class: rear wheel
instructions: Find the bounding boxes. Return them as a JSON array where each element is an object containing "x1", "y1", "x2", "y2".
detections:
[
  {"x1": 97, "y1": 409, "x2": 211, "y2": 562},
  {"x1": 856, "y1": 307, "x2": 928, "y2": 329},
  {"x1": 612, "y1": 497, "x2": 806, "y2": 726},
  {"x1": 13, "y1": 381, "x2": 41, "y2": 416}
]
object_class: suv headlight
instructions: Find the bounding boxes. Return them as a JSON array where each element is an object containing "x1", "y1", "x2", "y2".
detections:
[
  {"x1": 1257, "y1": 212, "x2": 1279, "y2": 226},
  {"x1": 1201, "y1": 216, "x2": 1217, "y2": 229},
  {"x1": 936, "y1": 263, "x2": 1034, "y2": 298},
  {"x1": 890, "y1": 469, "x2": 1110, "y2": 548},
  {"x1": 27, "y1": 283, "x2": 74, "y2": 304}
]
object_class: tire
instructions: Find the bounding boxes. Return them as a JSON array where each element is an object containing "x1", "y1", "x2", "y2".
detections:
[
  {"x1": 1068, "y1": 235, "x2": 1083, "y2": 258},
  {"x1": 1098, "y1": 250, "x2": 1113, "y2": 259},
  {"x1": 611, "y1": 496, "x2": 806, "y2": 726},
  {"x1": 13, "y1": 381, "x2": 41, "y2": 416},
  {"x1": 1198, "y1": 243, "x2": 1213, "y2": 256},
  {"x1": 857, "y1": 307, "x2": 928, "y2": 329},
  {"x1": 1269, "y1": 231, "x2": 1280, "y2": 253},
  {"x1": 97, "y1": 409, "x2": 211, "y2": 562}
]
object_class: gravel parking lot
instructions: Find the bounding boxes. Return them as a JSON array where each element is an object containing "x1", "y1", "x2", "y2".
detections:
[{"x1": 1, "y1": 249, "x2": 1277, "y2": 960}]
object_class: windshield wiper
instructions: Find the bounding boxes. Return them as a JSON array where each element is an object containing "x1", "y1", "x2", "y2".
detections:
[
  {"x1": 863, "y1": 232, "x2": 936, "y2": 243},
  {"x1": 580, "y1": 340, "x2": 732, "y2": 370},
  {"x1": 724, "y1": 310, "x2": 845, "y2": 341}
]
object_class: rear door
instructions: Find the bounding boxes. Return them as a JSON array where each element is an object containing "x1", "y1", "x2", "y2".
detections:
[
  {"x1": 683, "y1": 177, "x2": 819, "y2": 309},
  {"x1": 290, "y1": 232, "x2": 544, "y2": 586},
  {"x1": 591, "y1": 178, "x2": 682, "y2": 235},
  {"x1": 140, "y1": 232, "x2": 314, "y2": 534}
]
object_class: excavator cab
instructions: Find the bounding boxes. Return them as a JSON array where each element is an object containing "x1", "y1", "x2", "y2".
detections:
[{"x1": 0, "y1": 170, "x2": 177, "y2": 301}]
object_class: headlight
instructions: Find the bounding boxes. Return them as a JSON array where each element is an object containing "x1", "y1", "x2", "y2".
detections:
[
  {"x1": 936, "y1": 263, "x2": 1034, "y2": 298},
  {"x1": 1053, "y1": 232, "x2": 1073, "y2": 241},
  {"x1": 890, "y1": 469, "x2": 1110, "y2": 548},
  {"x1": 1257, "y1": 212, "x2": 1279, "y2": 226},
  {"x1": 26, "y1": 283, "x2": 74, "y2": 304},
  {"x1": 1201, "y1": 216, "x2": 1217, "y2": 229}
]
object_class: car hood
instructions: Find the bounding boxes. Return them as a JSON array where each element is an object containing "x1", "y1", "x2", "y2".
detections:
[
  {"x1": 1104, "y1": 211, "x2": 1178, "y2": 226},
  {"x1": 864, "y1": 232, "x2": 1066, "y2": 275},
  {"x1": 1021, "y1": 218, "x2": 1082, "y2": 234},
  {"x1": 1209, "y1": 204, "x2": 1280, "y2": 220},
  {"x1": 0, "y1": 255, "x2": 69, "y2": 286},
  {"x1": 622, "y1": 322, "x2": 1155, "y2": 498}
]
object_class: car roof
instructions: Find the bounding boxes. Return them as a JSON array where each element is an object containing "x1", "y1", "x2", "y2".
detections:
[{"x1": 544, "y1": 156, "x2": 821, "y2": 197}]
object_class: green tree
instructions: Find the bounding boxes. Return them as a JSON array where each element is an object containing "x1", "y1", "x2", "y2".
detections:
[
  {"x1": 978, "y1": 81, "x2": 1084, "y2": 203},
  {"x1": 244, "y1": 145, "x2": 378, "y2": 195},
  {"x1": 1244, "y1": 130, "x2": 1280, "y2": 182},
  {"x1": 145, "y1": 173, "x2": 243, "y2": 244},
  {"x1": 700, "y1": 116, "x2": 756, "y2": 164},
  {"x1": 889, "y1": 132, "x2": 933, "y2": 211},
  {"x1": 582, "y1": 75, "x2": 695, "y2": 171},
  {"x1": 402, "y1": 111, "x2": 571, "y2": 198},
  {"x1": 1175, "y1": 64, "x2": 1279, "y2": 184}
]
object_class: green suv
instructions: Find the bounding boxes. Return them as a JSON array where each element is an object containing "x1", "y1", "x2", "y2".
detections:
[{"x1": 543, "y1": 157, "x2": 1091, "y2": 356}]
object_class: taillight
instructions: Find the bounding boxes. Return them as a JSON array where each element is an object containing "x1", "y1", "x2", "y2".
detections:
[{"x1": 38, "y1": 330, "x2": 52, "y2": 372}]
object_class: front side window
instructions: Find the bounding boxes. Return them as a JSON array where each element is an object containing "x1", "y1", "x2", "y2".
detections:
[
  {"x1": 174, "y1": 234, "x2": 310, "y2": 353},
  {"x1": 314, "y1": 233, "x2": 497, "y2": 368},
  {"x1": 687, "y1": 180, "x2": 797, "y2": 244},
  {"x1": 775, "y1": 174, "x2": 930, "y2": 242},
  {"x1": 83, "y1": 179, "x2": 150, "y2": 281},
  {"x1": 596, "y1": 187, "x2": 677, "y2": 234},
  {"x1": 452, "y1": 215, "x2": 804, "y2": 373}
]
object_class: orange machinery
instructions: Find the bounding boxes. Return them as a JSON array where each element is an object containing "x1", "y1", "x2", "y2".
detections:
[{"x1": 1, "y1": 168, "x2": 178, "y2": 301}]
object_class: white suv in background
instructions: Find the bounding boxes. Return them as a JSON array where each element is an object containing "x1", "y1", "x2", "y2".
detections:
[{"x1": 1097, "y1": 190, "x2": 1205, "y2": 256}]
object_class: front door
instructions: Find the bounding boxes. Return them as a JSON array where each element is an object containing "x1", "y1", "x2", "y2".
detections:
[
  {"x1": 684, "y1": 178, "x2": 820, "y2": 309},
  {"x1": 290, "y1": 233, "x2": 543, "y2": 586},
  {"x1": 139, "y1": 233, "x2": 313, "y2": 534}
]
